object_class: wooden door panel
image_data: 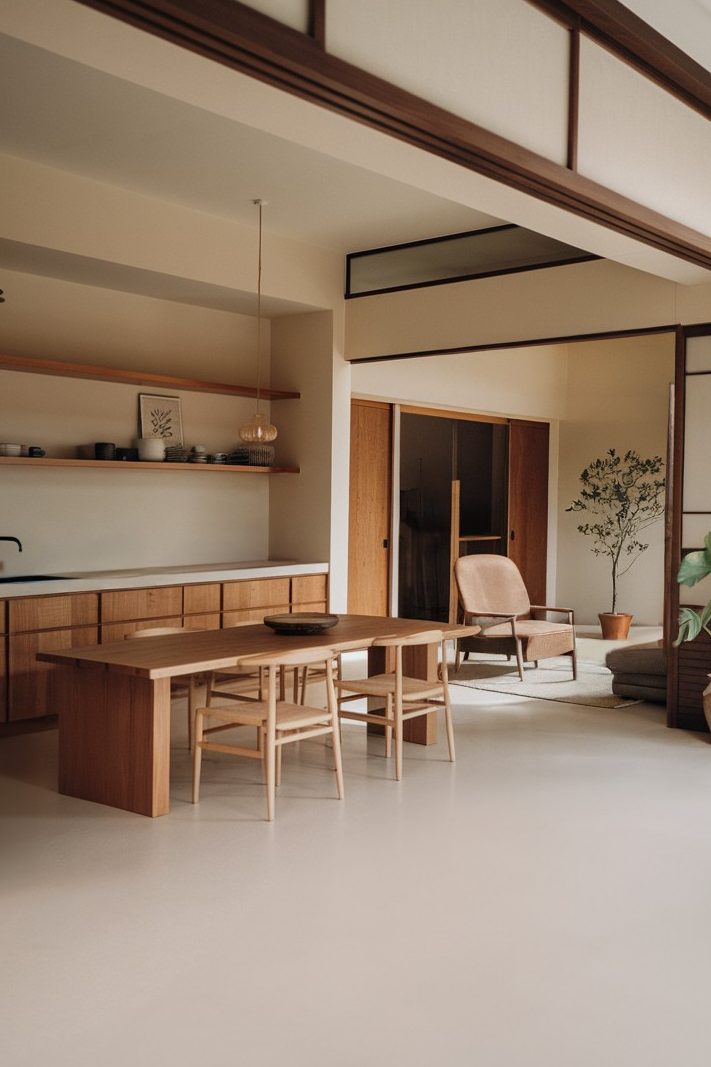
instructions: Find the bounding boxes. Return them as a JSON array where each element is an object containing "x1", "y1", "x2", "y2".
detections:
[
  {"x1": 9, "y1": 626, "x2": 98, "y2": 721},
  {"x1": 348, "y1": 400, "x2": 391, "y2": 616},
  {"x1": 222, "y1": 579, "x2": 290, "y2": 611},
  {"x1": 508, "y1": 420, "x2": 549, "y2": 605}
]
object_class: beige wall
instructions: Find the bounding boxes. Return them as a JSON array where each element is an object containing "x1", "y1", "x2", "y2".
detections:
[
  {"x1": 556, "y1": 333, "x2": 674, "y2": 625},
  {"x1": 0, "y1": 366, "x2": 270, "y2": 575}
]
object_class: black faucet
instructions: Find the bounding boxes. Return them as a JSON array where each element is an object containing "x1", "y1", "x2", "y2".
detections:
[{"x1": 0, "y1": 536, "x2": 22, "y2": 552}]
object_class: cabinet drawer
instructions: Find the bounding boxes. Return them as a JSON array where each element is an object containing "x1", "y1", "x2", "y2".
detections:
[
  {"x1": 9, "y1": 626, "x2": 98, "y2": 721},
  {"x1": 183, "y1": 583, "x2": 221, "y2": 615},
  {"x1": 101, "y1": 617, "x2": 183, "y2": 643},
  {"x1": 183, "y1": 613, "x2": 221, "y2": 631},
  {"x1": 291, "y1": 574, "x2": 327, "y2": 606},
  {"x1": 101, "y1": 586, "x2": 182, "y2": 623},
  {"x1": 10, "y1": 594, "x2": 99, "y2": 633},
  {"x1": 0, "y1": 639, "x2": 6, "y2": 723},
  {"x1": 291, "y1": 600, "x2": 328, "y2": 614},
  {"x1": 222, "y1": 579, "x2": 290, "y2": 611},
  {"x1": 223, "y1": 605, "x2": 290, "y2": 628}
]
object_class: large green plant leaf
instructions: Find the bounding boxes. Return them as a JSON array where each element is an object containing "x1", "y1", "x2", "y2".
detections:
[
  {"x1": 674, "y1": 607, "x2": 704, "y2": 645},
  {"x1": 677, "y1": 548, "x2": 711, "y2": 587}
]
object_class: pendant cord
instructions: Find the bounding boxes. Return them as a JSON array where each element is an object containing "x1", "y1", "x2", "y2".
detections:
[{"x1": 256, "y1": 199, "x2": 263, "y2": 414}]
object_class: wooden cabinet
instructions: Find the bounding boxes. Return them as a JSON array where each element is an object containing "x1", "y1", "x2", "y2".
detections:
[
  {"x1": 9, "y1": 593, "x2": 98, "y2": 632},
  {"x1": 1, "y1": 571, "x2": 328, "y2": 727},
  {"x1": 222, "y1": 578, "x2": 290, "y2": 611},
  {"x1": 9, "y1": 626, "x2": 98, "y2": 721},
  {"x1": 101, "y1": 586, "x2": 182, "y2": 623},
  {"x1": 291, "y1": 574, "x2": 328, "y2": 612},
  {"x1": 0, "y1": 601, "x2": 6, "y2": 724}
]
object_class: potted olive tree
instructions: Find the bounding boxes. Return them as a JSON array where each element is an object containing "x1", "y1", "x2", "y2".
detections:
[
  {"x1": 566, "y1": 449, "x2": 665, "y2": 639},
  {"x1": 675, "y1": 532, "x2": 711, "y2": 729}
]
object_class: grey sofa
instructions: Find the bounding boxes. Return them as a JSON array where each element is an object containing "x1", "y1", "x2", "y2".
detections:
[{"x1": 605, "y1": 640, "x2": 666, "y2": 703}]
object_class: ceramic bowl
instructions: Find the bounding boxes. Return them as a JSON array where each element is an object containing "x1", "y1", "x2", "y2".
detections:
[{"x1": 137, "y1": 437, "x2": 166, "y2": 462}]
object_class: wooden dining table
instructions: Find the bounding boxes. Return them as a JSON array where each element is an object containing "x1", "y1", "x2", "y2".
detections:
[{"x1": 39, "y1": 614, "x2": 472, "y2": 817}]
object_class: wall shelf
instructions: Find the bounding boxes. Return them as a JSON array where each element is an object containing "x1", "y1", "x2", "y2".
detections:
[
  {"x1": 0, "y1": 353, "x2": 300, "y2": 400},
  {"x1": 0, "y1": 457, "x2": 299, "y2": 474}
]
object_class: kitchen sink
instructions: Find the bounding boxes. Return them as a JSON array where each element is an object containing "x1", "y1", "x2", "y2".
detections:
[{"x1": 0, "y1": 575, "x2": 75, "y2": 584}]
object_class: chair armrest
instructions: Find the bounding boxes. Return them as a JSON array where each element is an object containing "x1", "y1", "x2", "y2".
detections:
[{"x1": 529, "y1": 605, "x2": 575, "y2": 623}]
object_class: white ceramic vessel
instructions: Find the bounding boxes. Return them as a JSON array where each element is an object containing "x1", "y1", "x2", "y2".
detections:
[{"x1": 137, "y1": 437, "x2": 166, "y2": 462}]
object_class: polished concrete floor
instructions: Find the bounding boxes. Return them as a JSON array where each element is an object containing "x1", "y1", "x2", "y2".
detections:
[{"x1": 3, "y1": 637, "x2": 711, "y2": 1067}]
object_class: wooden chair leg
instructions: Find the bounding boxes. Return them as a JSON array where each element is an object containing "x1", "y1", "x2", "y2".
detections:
[
  {"x1": 394, "y1": 699, "x2": 403, "y2": 782},
  {"x1": 572, "y1": 647, "x2": 578, "y2": 680},
  {"x1": 454, "y1": 640, "x2": 461, "y2": 673},
  {"x1": 276, "y1": 739, "x2": 283, "y2": 788},
  {"x1": 265, "y1": 733, "x2": 276, "y2": 823},
  {"x1": 299, "y1": 665, "x2": 308, "y2": 705},
  {"x1": 384, "y1": 692, "x2": 393, "y2": 759},
  {"x1": 187, "y1": 679, "x2": 194, "y2": 751},
  {"x1": 192, "y1": 710, "x2": 204, "y2": 803},
  {"x1": 515, "y1": 641, "x2": 525, "y2": 681}
]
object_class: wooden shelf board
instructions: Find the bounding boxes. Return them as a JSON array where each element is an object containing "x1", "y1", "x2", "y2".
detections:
[
  {"x1": 458, "y1": 534, "x2": 502, "y2": 541},
  {"x1": 0, "y1": 456, "x2": 299, "y2": 474},
  {"x1": 0, "y1": 353, "x2": 300, "y2": 401}
]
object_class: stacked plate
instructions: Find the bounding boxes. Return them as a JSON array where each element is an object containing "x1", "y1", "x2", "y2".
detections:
[
  {"x1": 226, "y1": 447, "x2": 250, "y2": 465},
  {"x1": 164, "y1": 445, "x2": 190, "y2": 463}
]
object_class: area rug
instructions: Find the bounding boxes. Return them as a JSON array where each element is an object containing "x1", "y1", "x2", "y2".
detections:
[{"x1": 450, "y1": 656, "x2": 640, "y2": 709}]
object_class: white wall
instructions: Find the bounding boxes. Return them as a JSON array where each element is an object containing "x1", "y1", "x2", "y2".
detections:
[{"x1": 556, "y1": 333, "x2": 674, "y2": 624}]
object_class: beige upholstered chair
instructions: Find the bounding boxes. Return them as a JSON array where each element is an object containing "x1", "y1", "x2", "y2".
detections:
[
  {"x1": 192, "y1": 647, "x2": 344, "y2": 822},
  {"x1": 334, "y1": 630, "x2": 454, "y2": 781},
  {"x1": 453, "y1": 555, "x2": 576, "y2": 680}
]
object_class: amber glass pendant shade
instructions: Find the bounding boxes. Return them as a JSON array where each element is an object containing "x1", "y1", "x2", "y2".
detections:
[{"x1": 239, "y1": 411, "x2": 278, "y2": 443}]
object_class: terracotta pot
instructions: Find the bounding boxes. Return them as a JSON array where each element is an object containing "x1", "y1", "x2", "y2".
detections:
[
  {"x1": 598, "y1": 612, "x2": 633, "y2": 640},
  {"x1": 703, "y1": 678, "x2": 711, "y2": 733}
]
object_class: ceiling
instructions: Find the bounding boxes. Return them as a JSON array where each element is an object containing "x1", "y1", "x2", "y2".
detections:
[{"x1": 0, "y1": 32, "x2": 503, "y2": 256}]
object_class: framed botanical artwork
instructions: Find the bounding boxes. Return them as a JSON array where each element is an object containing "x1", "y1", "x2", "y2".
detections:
[{"x1": 138, "y1": 394, "x2": 184, "y2": 444}]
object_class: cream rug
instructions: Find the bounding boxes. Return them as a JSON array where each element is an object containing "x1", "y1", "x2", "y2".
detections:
[{"x1": 451, "y1": 655, "x2": 640, "y2": 709}]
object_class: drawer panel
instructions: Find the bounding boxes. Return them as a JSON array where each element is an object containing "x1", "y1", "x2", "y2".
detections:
[
  {"x1": 291, "y1": 600, "x2": 328, "y2": 614},
  {"x1": 9, "y1": 626, "x2": 98, "y2": 721},
  {"x1": 10, "y1": 593, "x2": 99, "y2": 633},
  {"x1": 101, "y1": 617, "x2": 183, "y2": 643},
  {"x1": 223, "y1": 605, "x2": 290, "y2": 628},
  {"x1": 0, "y1": 600, "x2": 6, "y2": 634},
  {"x1": 101, "y1": 586, "x2": 182, "y2": 623},
  {"x1": 291, "y1": 574, "x2": 327, "y2": 606},
  {"x1": 182, "y1": 613, "x2": 221, "y2": 631},
  {"x1": 183, "y1": 583, "x2": 221, "y2": 615},
  {"x1": 222, "y1": 579, "x2": 290, "y2": 611},
  {"x1": 0, "y1": 638, "x2": 6, "y2": 723}
]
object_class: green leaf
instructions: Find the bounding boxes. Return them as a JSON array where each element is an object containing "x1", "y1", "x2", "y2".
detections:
[
  {"x1": 675, "y1": 607, "x2": 704, "y2": 645},
  {"x1": 677, "y1": 548, "x2": 711, "y2": 587}
]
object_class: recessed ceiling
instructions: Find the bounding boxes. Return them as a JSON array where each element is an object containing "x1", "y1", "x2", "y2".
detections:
[{"x1": 0, "y1": 33, "x2": 503, "y2": 255}]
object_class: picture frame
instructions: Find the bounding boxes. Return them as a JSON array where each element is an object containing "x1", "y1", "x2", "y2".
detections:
[{"x1": 138, "y1": 393, "x2": 183, "y2": 444}]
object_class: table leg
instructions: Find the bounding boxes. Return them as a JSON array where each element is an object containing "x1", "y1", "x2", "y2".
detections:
[
  {"x1": 366, "y1": 644, "x2": 437, "y2": 746},
  {"x1": 58, "y1": 666, "x2": 171, "y2": 817}
]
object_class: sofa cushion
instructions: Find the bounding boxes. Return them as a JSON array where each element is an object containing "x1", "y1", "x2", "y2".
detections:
[{"x1": 605, "y1": 640, "x2": 666, "y2": 676}]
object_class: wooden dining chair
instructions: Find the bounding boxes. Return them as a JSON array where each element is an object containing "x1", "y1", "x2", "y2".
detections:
[
  {"x1": 125, "y1": 626, "x2": 263, "y2": 749},
  {"x1": 334, "y1": 629, "x2": 454, "y2": 781},
  {"x1": 192, "y1": 646, "x2": 344, "y2": 821}
]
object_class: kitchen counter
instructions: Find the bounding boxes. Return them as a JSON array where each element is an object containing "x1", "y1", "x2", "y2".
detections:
[{"x1": 0, "y1": 561, "x2": 328, "y2": 598}]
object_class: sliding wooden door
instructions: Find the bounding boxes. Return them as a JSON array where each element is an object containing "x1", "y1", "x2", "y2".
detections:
[
  {"x1": 348, "y1": 400, "x2": 392, "y2": 616},
  {"x1": 508, "y1": 419, "x2": 549, "y2": 605}
]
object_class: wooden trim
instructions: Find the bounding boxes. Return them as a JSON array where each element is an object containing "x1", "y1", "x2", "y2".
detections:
[
  {"x1": 345, "y1": 253, "x2": 598, "y2": 300},
  {"x1": 350, "y1": 324, "x2": 679, "y2": 365},
  {"x1": 0, "y1": 352, "x2": 300, "y2": 400},
  {"x1": 667, "y1": 326, "x2": 689, "y2": 727},
  {"x1": 0, "y1": 456, "x2": 298, "y2": 473},
  {"x1": 526, "y1": 0, "x2": 711, "y2": 120},
  {"x1": 74, "y1": 0, "x2": 711, "y2": 270},
  {"x1": 567, "y1": 26, "x2": 580, "y2": 170},
  {"x1": 349, "y1": 398, "x2": 391, "y2": 410},
  {"x1": 308, "y1": 0, "x2": 325, "y2": 49},
  {"x1": 399, "y1": 405, "x2": 508, "y2": 425}
]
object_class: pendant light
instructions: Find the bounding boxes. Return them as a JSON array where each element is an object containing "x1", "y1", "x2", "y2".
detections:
[{"x1": 239, "y1": 198, "x2": 278, "y2": 445}]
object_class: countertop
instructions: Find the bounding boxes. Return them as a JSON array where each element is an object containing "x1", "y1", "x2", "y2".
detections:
[{"x1": 0, "y1": 560, "x2": 328, "y2": 598}]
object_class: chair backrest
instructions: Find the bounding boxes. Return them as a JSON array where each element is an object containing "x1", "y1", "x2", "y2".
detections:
[
  {"x1": 125, "y1": 626, "x2": 198, "y2": 639},
  {"x1": 454, "y1": 555, "x2": 530, "y2": 616},
  {"x1": 237, "y1": 646, "x2": 337, "y2": 669},
  {"x1": 372, "y1": 629, "x2": 443, "y2": 649}
]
